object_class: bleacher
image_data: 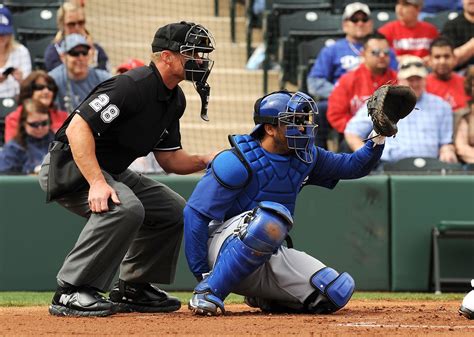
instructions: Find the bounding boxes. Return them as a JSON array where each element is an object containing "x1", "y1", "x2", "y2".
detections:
[{"x1": 0, "y1": 0, "x2": 467, "y2": 155}]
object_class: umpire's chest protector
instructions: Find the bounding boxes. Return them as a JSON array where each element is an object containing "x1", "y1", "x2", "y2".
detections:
[{"x1": 227, "y1": 135, "x2": 314, "y2": 215}]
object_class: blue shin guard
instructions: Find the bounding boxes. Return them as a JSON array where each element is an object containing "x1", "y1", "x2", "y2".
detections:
[{"x1": 189, "y1": 202, "x2": 293, "y2": 315}]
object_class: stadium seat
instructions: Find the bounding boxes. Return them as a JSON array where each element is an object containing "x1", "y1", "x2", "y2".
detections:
[
  {"x1": 423, "y1": 10, "x2": 461, "y2": 31},
  {"x1": 332, "y1": 0, "x2": 397, "y2": 15},
  {"x1": 371, "y1": 9, "x2": 396, "y2": 30},
  {"x1": 260, "y1": 0, "x2": 333, "y2": 93},
  {"x1": 3, "y1": 0, "x2": 61, "y2": 13},
  {"x1": 431, "y1": 221, "x2": 474, "y2": 293},
  {"x1": 12, "y1": 7, "x2": 57, "y2": 45},
  {"x1": 0, "y1": 97, "x2": 18, "y2": 147},
  {"x1": 297, "y1": 37, "x2": 337, "y2": 92},
  {"x1": 26, "y1": 35, "x2": 54, "y2": 70},
  {"x1": 383, "y1": 157, "x2": 465, "y2": 173},
  {"x1": 277, "y1": 10, "x2": 343, "y2": 88}
]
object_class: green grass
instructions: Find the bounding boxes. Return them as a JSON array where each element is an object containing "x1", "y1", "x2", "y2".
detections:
[{"x1": 0, "y1": 291, "x2": 464, "y2": 307}]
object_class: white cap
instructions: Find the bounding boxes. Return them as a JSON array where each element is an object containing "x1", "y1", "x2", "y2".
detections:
[{"x1": 342, "y1": 2, "x2": 371, "y2": 20}]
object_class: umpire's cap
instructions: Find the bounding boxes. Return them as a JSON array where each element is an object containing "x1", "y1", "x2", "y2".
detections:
[{"x1": 151, "y1": 21, "x2": 214, "y2": 53}]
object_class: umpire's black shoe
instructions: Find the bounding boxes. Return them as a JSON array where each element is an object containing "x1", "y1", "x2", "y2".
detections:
[
  {"x1": 49, "y1": 286, "x2": 117, "y2": 317},
  {"x1": 109, "y1": 279, "x2": 181, "y2": 313}
]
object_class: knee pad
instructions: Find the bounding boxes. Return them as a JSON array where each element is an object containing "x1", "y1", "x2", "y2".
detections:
[
  {"x1": 204, "y1": 202, "x2": 293, "y2": 300},
  {"x1": 310, "y1": 267, "x2": 355, "y2": 313},
  {"x1": 240, "y1": 201, "x2": 293, "y2": 253}
]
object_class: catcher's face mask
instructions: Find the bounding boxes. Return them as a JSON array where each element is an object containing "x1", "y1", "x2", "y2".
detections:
[
  {"x1": 180, "y1": 25, "x2": 215, "y2": 121},
  {"x1": 278, "y1": 92, "x2": 318, "y2": 163}
]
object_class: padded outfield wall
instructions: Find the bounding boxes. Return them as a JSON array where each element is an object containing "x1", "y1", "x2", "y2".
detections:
[{"x1": 0, "y1": 175, "x2": 472, "y2": 292}]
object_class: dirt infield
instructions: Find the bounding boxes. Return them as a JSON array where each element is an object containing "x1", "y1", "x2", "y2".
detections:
[{"x1": 1, "y1": 300, "x2": 472, "y2": 336}]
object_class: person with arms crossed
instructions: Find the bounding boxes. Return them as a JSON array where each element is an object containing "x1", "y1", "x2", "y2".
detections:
[
  {"x1": 184, "y1": 90, "x2": 391, "y2": 316},
  {"x1": 38, "y1": 21, "x2": 216, "y2": 317}
]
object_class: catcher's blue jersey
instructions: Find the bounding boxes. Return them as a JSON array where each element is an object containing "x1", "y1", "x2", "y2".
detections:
[{"x1": 185, "y1": 135, "x2": 383, "y2": 277}]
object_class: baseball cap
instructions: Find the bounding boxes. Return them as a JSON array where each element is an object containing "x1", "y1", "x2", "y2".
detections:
[
  {"x1": 116, "y1": 58, "x2": 145, "y2": 73},
  {"x1": 0, "y1": 5, "x2": 13, "y2": 35},
  {"x1": 152, "y1": 21, "x2": 194, "y2": 52},
  {"x1": 59, "y1": 33, "x2": 90, "y2": 54},
  {"x1": 342, "y1": 2, "x2": 371, "y2": 20},
  {"x1": 398, "y1": 0, "x2": 423, "y2": 6},
  {"x1": 397, "y1": 55, "x2": 427, "y2": 80}
]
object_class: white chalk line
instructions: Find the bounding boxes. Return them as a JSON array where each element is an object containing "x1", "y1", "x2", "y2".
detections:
[{"x1": 336, "y1": 322, "x2": 474, "y2": 329}]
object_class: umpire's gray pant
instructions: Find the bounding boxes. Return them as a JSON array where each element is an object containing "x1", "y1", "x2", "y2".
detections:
[{"x1": 39, "y1": 153, "x2": 185, "y2": 292}]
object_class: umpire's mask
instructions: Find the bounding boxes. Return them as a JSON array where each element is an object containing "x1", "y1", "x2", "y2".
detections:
[
  {"x1": 251, "y1": 91, "x2": 318, "y2": 163},
  {"x1": 152, "y1": 22, "x2": 215, "y2": 121}
]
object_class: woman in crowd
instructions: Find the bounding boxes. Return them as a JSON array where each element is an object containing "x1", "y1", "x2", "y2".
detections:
[
  {"x1": 0, "y1": 5, "x2": 32, "y2": 98},
  {"x1": 44, "y1": 1, "x2": 109, "y2": 71},
  {"x1": 0, "y1": 99, "x2": 54, "y2": 174},
  {"x1": 4, "y1": 71, "x2": 68, "y2": 143},
  {"x1": 455, "y1": 67, "x2": 474, "y2": 165}
]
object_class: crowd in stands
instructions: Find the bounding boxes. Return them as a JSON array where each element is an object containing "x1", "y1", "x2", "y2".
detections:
[
  {"x1": 0, "y1": 2, "x2": 157, "y2": 175},
  {"x1": 0, "y1": 0, "x2": 473, "y2": 175},
  {"x1": 305, "y1": 0, "x2": 474, "y2": 170}
]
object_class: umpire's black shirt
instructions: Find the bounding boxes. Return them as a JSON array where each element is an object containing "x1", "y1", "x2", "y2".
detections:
[{"x1": 56, "y1": 62, "x2": 186, "y2": 174}]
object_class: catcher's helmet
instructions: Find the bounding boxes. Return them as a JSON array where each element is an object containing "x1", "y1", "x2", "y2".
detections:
[{"x1": 251, "y1": 90, "x2": 318, "y2": 163}]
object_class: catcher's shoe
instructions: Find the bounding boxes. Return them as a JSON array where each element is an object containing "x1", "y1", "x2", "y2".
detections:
[
  {"x1": 459, "y1": 280, "x2": 474, "y2": 320},
  {"x1": 49, "y1": 287, "x2": 116, "y2": 317},
  {"x1": 188, "y1": 291, "x2": 225, "y2": 316},
  {"x1": 109, "y1": 279, "x2": 181, "y2": 313}
]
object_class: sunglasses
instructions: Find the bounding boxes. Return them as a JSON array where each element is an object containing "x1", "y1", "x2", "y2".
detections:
[
  {"x1": 348, "y1": 17, "x2": 370, "y2": 23},
  {"x1": 399, "y1": 62, "x2": 424, "y2": 70},
  {"x1": 67, "y1": 49, "x2": 89, "y2": 57},
  {"x1": 370, "y1": 48, "x2": 391, "y2": 57},
  {"x1": 26, "y1": 120, "x2": 50, "y2": 128},
  {"x1": 32, "y1": 83, "x2": 56, "y2": 91},
  {"x1": 66, "y1": 20, "x2": 86, "y2": 29}
]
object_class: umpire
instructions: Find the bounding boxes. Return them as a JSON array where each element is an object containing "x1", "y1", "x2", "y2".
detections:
[{"x1": 38, "y1": 21, "x2": 216, "y2": 317}]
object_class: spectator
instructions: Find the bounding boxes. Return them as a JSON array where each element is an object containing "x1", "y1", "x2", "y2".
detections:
[
  {"x1": 426, "y1": 37, "x2": 470, "y2": 112},
  {"x1": 4, "y1": 71, "x2": 68, "y2": 143},
  {"x1": 0, "y1": 99, "x2": 54, "y2": 174},
  {"x1": 442, "y1": 0, "x2": 474, "y2": 71},
  {"x1": 327, "y1": 33, "x2": 397, "y2": 140},
  {"x1": 48, "y1": 34, "x2": 111, "y2": 113},
  {"x1": 379, "y1": 0, "x2": 439, "y2": 59},
  {"x1": 307, "y1": 2, "x2": 397, "y2": 148},
  {"x1": 344, "y1": 55, "x2": 457, "y2": 165},
  {"x1": 44, "y1": 1, "x2": 109, "y2": 72},
  {"x1": 454, "y1": 66, "x2": 474, "y2": 164},
  {"x1": 0, "y1": 5, "x2": 32, "y2": 98},
  {"x1": 116, "y1": 58, "x2": 145, "y2": 74},
  {"x1": 420, "y1": 0, "x2": 463, "y2": 20}
]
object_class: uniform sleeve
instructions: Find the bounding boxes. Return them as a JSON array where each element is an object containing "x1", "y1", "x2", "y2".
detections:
[
  {"x1": 75, "y1": 75, "x2": 139, "y2": 135},
  {"x1": 305, "y1": 141, "x2": 383, "y2": 189},
  {"x1": 154, "y1": 118, "x2": 182, "y2": 151},
  {"x1": 185, "y1": 165, "x2": 245, "y2": 277},
  {"x1": 308, "y1": 46, "x2": 333, "y2": 80}
]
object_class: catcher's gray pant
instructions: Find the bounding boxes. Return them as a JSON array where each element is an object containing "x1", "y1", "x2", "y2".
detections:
[
  {"x1": 207, "y1": 213, "x2": 326, "y2": 307},
  {"x1": 39, "y1": 153, "x2": 185, "y2": 292}
]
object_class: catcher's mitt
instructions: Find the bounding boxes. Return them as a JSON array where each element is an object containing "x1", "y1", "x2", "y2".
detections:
[{"x1": 367, "y1": 84, "x2": 417, "y2": 137}]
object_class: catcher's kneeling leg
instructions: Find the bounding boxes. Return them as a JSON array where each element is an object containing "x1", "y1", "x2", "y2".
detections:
[
  {"x1": 189, "y1": 201, "x2": 293, "y2": 316},
  {"x1": 305, "y1": 267, "x2": 355, "y2": 313}
]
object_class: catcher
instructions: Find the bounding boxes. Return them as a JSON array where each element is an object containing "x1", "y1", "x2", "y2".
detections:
[{"x1": 184, "y1": 87, "x2": 415, "y2": 316}]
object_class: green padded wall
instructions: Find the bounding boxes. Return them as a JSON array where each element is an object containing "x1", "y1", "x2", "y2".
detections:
[
  {"x1": 293, "y1": 176, "x2": 390, "y2": 291},
  {"x1": 0, "y1": 175, "x2": 390, "y2": 291},
  {"x1": 391, "y1": 176, "x2": 474, "y2": 291}
]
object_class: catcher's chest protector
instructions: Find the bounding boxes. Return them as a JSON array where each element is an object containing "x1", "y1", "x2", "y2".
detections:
[{"x1": 228, "y1": 135, "x2": 314, "y2": 215}]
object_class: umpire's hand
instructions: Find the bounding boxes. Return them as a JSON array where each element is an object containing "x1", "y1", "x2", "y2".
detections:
[{"x1": 88, "y1": 179, "x2": 121, "y2": 213}]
